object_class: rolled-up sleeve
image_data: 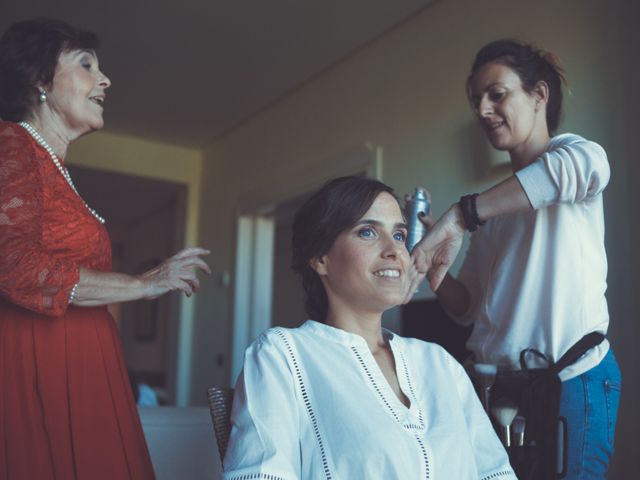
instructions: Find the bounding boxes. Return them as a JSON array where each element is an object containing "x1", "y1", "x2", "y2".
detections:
[
  {"x1": 223, "y1": 332, "x2": 301, "y2": 480},
  {"x1": 515, "y1": 134, "x2": 609, "y2": 209},
  {"x1": 0, "y1": 126, "x2": 79, "y2": 316}
]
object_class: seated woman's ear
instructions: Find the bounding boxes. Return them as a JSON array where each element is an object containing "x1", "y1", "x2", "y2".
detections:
[{"x1": 309, "y1": 257, "x2": 328, "y2": 276}]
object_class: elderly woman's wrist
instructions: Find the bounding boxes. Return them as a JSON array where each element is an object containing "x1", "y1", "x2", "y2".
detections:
[
  {"x1": 68, "y1": 283, "x2": 79, "y2": 304},
  {"x1": 133, "y1": 274, "x2": 152, "y2": 298}
]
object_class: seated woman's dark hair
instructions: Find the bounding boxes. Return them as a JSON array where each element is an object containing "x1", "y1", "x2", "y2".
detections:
[
  {"x1": 467, "y1": 39, "x2": 567, "y2": 135},
  {"x1": 291, "y1": 176, "x2": 397, "y2": 322},
  {"x1": 0, "y1": 18, "x2": 99, "y2": 121}
]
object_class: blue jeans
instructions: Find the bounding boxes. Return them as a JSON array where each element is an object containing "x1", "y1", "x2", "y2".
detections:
[{"x1": 559, "y1": 349, "x2": 621, "y2": 479}]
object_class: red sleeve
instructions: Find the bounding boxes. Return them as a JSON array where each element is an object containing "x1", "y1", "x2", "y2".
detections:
[{"x1": 0, "y1": 124, "x2": 79, "y2": 316}]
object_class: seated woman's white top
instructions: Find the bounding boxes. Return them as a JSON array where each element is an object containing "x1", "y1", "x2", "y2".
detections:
[{"x1": 223, "y1": 320, "x2": 515, "y2": 480}]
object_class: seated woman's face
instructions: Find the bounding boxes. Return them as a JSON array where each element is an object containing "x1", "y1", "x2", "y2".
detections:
[{"x1": 312, "y1": 191, "x2": 410, "y2": 314}]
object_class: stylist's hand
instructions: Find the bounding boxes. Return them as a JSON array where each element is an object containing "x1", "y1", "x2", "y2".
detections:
[
  {"x1": 401, "y1": 262, "x2": 425, "y2": 304},
  {"x1": 138, "y1": 247, "x2": 211, "y2": 299},
  {"x1": 411, "y1": 204, "x2": 466, "y2": 291}
]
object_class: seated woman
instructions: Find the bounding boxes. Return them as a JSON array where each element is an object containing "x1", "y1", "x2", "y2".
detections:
[{"x1": 223, "y1": 176, "x2": 515, "y2": 479}]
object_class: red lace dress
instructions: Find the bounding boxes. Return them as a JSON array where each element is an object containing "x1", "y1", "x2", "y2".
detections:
[{"x1": 0, "y1": 122, "x2": 155, "y2": 479}]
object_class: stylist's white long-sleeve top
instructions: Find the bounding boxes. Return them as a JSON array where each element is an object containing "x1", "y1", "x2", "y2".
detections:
[
  {"x1": 223, "y1": 320, "x2": 515, "y2": 480},
  {"x1": 457, "y1": 133, "x2": 610, "y2": 380}
]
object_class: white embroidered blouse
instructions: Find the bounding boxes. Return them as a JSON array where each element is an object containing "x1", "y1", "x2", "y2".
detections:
[{"x1": 223, "y1": 320, "x2": 516, "y2": 480}]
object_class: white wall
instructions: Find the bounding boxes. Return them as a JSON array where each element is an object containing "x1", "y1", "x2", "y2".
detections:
[{"x1": 193, "y1": 0, "x2": 639, "y2": 477}]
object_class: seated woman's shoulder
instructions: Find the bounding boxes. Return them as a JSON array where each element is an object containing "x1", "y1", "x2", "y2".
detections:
[
  {"x1": 247, "y1": 325, "x2": 299, "y2": 354},
  {"x1": 241, "y1": 326, "x2": 307, "y2": 374},
  {"x1": 392, "y1": 334, "x2": 455, "y2": 362}
]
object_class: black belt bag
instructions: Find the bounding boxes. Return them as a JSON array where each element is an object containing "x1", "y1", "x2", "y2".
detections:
[{"x1": 486, "y1": 332, "x2": 605, "y2": 480}]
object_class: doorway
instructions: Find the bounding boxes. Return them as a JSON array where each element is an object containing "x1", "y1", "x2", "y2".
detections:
[{"x1": 68, "y1": 165, "x2": 187, "y2": 404}]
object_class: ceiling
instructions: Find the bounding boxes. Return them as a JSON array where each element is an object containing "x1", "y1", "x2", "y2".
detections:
[{"x1": 3, "y1": 0, "x2": 433, "y2": 148}]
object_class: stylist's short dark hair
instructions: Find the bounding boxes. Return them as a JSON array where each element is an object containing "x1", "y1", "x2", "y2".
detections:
[
  {"x1": 0, "y1": 18, "x2": 99, "y2": 121},
  {"x1": 291, "y1": 176, "x2": 397, "y2": 322}
]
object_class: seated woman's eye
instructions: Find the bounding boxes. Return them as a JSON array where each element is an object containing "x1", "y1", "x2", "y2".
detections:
[
  {"x1": 357, "y1": 227, "x2": 375, "y2": 238},
  {"x1": 393, "y1": 231, "x2": 407, "y2": 242}
]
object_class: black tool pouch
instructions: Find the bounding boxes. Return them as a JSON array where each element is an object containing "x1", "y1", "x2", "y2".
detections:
[{"x1": 486, "y1": 332, "x2": 605, "y2": 480}]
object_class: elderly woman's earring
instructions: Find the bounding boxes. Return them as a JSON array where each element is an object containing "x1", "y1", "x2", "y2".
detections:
[{"x1": 39, "y1": 89, "x2": 47, "y2": 103}]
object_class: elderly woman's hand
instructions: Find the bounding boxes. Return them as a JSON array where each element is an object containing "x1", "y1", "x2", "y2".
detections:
[
  {"x1": 411, "y1": 205, "x2": 466, "y2": 292},
  {"x1": 138, "y1": 247, "x2": 211, "y2": 299}
]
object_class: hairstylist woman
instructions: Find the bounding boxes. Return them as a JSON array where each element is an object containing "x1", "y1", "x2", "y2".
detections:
[{"x1": 409, "y1": 39, "x2": 621, "y2": 479}]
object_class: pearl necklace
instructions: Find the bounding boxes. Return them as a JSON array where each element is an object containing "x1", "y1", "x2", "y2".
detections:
[{"x1": 18, "y1": 121, "x2": 106, "y2": 224}]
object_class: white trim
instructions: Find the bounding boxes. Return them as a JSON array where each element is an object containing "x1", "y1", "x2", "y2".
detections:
[
  {"x1": 175, "y1": 298, "x2": 195, "y2": 406},
  {"x1": 250, "y1": 217, "x2": 275, "y2": 338},
  {"x1": 231, "y1": 217, "x2": 255, "y2": 383}
]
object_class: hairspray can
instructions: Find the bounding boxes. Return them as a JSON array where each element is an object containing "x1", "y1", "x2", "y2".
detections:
[{"x1": 405, "y1": 188, "x2": 430, "y2": 252}]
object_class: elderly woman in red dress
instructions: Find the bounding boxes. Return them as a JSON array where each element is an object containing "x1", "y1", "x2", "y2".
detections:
[{"x1": 0, "y1": 19, "x2": 210, "y2": 479}]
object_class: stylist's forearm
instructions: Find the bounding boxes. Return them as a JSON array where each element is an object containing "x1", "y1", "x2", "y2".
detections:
[{"x1": 475, "y1": 176, "x2": 532, "y2": 221}]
